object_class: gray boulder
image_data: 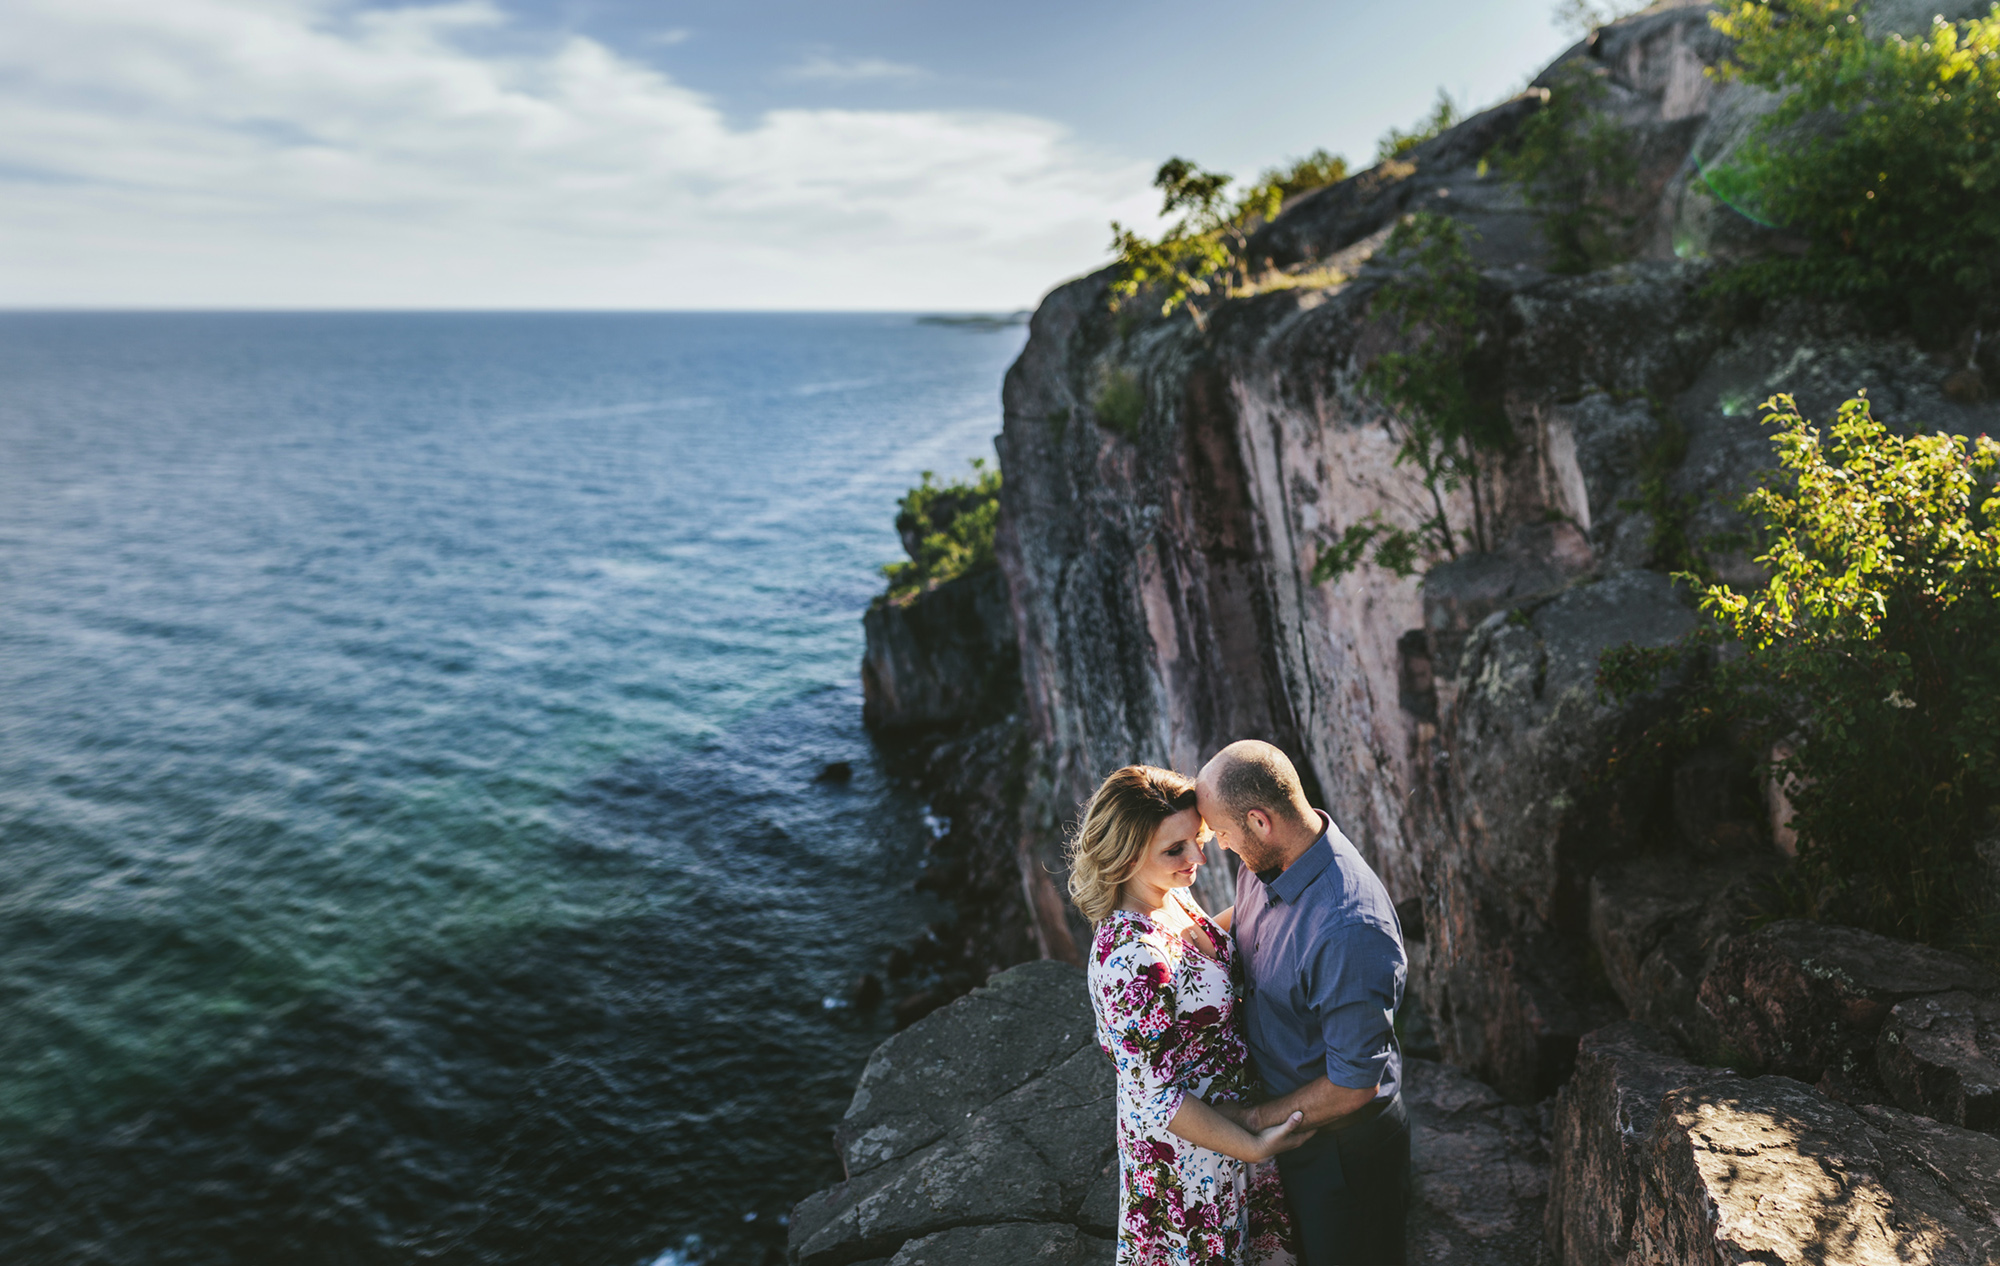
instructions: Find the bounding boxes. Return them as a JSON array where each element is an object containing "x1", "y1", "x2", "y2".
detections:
[
  {"x1": 1587, "y1": 856, "x2": 1769, "y2": 1054},
  {"x1": 1878, "y1": 991, "x2": 2000, "y2": 1133},
  {"x1": 884, "y1": 1222, "x2": 1112, "y2": 1266},
  {"x1": 1545, "y1": 1022, "x2": 1714, "y2": 1266},
  {"x1": 788, "y1": 962, "x2": 1114, "y2": 1266},
  {"x1": 1547, "y1": 1020, "x2": 2000, "y2": 1266},
  {"x1": 1637, "y1": 1075, "x2": 2000, "y2": 1265},
  {"x1": 1697, "y1": 918, "x2": 1998, "y2": 1086}
]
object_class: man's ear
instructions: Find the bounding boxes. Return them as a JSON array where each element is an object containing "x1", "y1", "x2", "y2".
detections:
[{"x1": 1245, "y1": 807, "x2": 1272, "y2": 840}]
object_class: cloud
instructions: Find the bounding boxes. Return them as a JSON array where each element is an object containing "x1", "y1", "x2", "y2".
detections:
[
  {"x1": 0, "y1": 0, "x2": 1156, "y2": 308},
  {"x1": 644, "y1": 27, "x2": 692, "y2": 46},
  {"x1": 782, "y1": 54, "x2": 930, "y2": 85}
]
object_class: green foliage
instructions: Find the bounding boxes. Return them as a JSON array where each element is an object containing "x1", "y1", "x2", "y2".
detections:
[
  {"x1": 1502, "y1": 63, "x2": 1639, "y2": 273},
  {"x1": 1599, "y1": 394, "x2": 2000, "y2": 949},
  {"x1": 1708, "y1": 0, "x2": 2000, "y2": 328},
  {"x1": 1314, "y1": 212, "x2": 1511, "y2": 585},
  {"x1": 1259, "y1": 148, "x2": 1351, "y2": 201},
  {"x1": 882, "y1": 458, "x2": 1003, "y2": 602},
  {"x1": 1093, "y1": 370, "x2": 1146, "y2": 439},
  {"x1": 1376, "y1": 89, "x2": 1462, "y2": 163},
  {"x1": 1108, "y1": 159, "x2": 1283, "y2": 328}
]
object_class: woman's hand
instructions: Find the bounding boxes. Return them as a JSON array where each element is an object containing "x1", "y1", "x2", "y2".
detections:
[{"x1": 1248, "y1": 1109, "x2": 1312, "y2": 1161}]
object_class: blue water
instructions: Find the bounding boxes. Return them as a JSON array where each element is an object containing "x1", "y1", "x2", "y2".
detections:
[{"x1": 0, "y1": 312, "x2": 1026, "y2": 1265}]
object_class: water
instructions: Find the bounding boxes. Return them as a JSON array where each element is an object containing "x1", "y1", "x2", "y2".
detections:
[{"x1": 0, "y1": 312, "x2": 1027, "y2": 1265}]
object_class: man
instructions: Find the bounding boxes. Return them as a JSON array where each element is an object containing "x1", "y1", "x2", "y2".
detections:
[{"x1": 1196, "y1": 739, "x2": 1410, "y2": 1266}]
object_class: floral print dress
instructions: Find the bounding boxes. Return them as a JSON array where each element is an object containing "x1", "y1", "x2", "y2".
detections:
[{"x1": 1088, "y1": 890, "x2": 1296, "y2": 1266}]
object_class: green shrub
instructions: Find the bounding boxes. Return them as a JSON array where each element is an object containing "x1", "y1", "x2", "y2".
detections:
[
  {"x1": 882, "y1": 458, "x2": 1002, "y2": 602},
  {"x1": 1314, "y1": 212, "x2": 1511, "y2": 584},
  {"x1": 1093, "y1": 370, "x2": 1145, "y2": 440},
  {"x1": 1599, "y1": 394, "x2": 2000, "y2": 949},
  {"x1": 1376, "y1": 89, "x2": 1461, "y2": 163},
  {"x1": 1708, "y1": 0, "x2": 2000, "y2": 330},
  {"x1": 1502, "y1": 63, "x2": 1639, "y2": 273},
  {"x1": 1107, "y1": 159, "x2": 1282, "y2": 328},
  {"x1": 1259, "y1": 148, "x2": 1350, "y2": 202}
]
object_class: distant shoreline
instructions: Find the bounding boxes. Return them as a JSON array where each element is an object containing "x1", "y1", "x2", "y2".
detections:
[{"x1": 916, "y1": 311, "x2": 1031, "y2": 331}]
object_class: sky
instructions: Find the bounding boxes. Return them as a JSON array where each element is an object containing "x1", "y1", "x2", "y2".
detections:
[{"x1": 0, "y1": 0, "x2": 1587, "y2": 310}]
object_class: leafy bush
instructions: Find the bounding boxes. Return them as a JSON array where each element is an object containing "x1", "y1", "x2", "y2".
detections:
[
  {"x1": 1708, "y1": 0, "x2": 2000, "y2": 330},
  {"x1": 1599, "y1": 394, "x2": 2000, "y2": 949},
  {"x1": 1259, "y1": 148, "x2": 1350, "y2": 202},
  {"x1": 1314, "y1": 212, "x2": 1511, "y2": 583},
  {"x1": 1502, "y1": 63, "x2": 1638, "y2": 273},
  {"x1": 1376, "y1": 90, "x2": 1462, "y2": 163},
  {"x1": 1108, "y1": 159, "x2": 1282, "y2": 328},
  {"x1": 882, "y1": 458, "x2": 1002, "y2": 602}
]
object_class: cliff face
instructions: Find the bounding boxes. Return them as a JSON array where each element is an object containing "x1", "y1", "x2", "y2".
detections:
[
  {"x1": 822, "y1": 5, "x2": 2000, "y2": 1260},
  {"x1": 994, "y1": 0, "x2": 2000, "y2": 1097}
]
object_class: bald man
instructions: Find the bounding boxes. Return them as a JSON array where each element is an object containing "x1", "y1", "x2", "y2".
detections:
[{"x1": 1196, "y1": 740, "x2": 1410, "y2": 1266}]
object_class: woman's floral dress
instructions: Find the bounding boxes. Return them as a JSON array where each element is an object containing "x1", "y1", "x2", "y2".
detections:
[{"x1": 1088, "y1": 890, "x2": 1296, "y2": 1266}]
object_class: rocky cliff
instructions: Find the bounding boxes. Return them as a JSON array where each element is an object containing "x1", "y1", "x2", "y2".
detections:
[
  {"x1": 820, "y1": 1, "x2": 2000, "y2": 1261},
  {"x1": 996, "y1": 0, "x2": 2000, "y2": 1100}
]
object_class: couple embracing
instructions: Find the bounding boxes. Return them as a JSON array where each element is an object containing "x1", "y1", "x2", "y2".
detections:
[{"x1": 1070, "y1": 741, "x2": 1410, "y2": 1266}]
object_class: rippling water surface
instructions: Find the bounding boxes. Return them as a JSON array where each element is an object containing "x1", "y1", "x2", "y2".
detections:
[{"x1": 0, "y1": 312, "x2": 1025, "y2": 1265}]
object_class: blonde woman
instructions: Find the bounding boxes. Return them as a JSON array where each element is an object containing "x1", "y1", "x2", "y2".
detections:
[{"x1": 1071, "y1": 765, "x2": 1302, "y2": 1266}]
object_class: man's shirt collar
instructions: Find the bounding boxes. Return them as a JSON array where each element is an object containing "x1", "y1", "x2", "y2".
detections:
[{"x1": 1265, "y1": 809, "x2": 1335, "y2": 905}]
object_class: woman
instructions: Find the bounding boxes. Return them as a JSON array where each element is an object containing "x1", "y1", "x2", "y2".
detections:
[{"x1": 1069, "y1": 764, "x2": 1302, "y2": 1266}]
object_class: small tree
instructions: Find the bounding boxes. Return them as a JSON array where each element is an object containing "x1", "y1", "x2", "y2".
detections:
[
  {"x1": 1314, "y1": 212, "x2": 1511, "y2": 584},
  {"x1": 1502, "y1": 62, "x2": 1639, "y2": 273},
  {"x1": 1108, "y1": 160, "x2": 1282, "y2": 329},
  {"x1": 1600, "y1": 394, "x2": 2000, "y2": 948},
  {"x1": 1259, "y1": 148, "x2": 1350, "y2": 202}
]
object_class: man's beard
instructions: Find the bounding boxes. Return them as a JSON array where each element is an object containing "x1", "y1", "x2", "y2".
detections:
[{"x1": 1231, "y1": 833, "x2": 1285, "y2": 875}]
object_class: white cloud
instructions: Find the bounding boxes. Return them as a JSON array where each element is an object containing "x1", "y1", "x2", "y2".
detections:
[
  {"x1": 644, "y1": 27, "x2": 691, "y2": 46},
  {"x1": 0, "y1": 0, "x2": 1156, "y2": 308},
  {"x1": 782, "y1": 54, "x2": 930, "y2": 84}
]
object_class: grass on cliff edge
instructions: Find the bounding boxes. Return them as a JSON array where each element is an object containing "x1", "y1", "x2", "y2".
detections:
[
  {"x1": 881, "y1": 459, "x2": 1001, "y2": 604},
  {"x1": 1599, "y1": 394, "x2": 2000, "y2": 955}
]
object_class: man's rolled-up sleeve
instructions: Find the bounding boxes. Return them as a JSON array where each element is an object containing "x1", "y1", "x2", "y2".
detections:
[{"x1": 1304, "y1": 922, "x2": 1408, "y2": 1090}]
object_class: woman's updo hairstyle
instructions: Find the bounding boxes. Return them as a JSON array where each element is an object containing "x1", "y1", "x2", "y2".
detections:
[{"x1": 1065, "y1": 765, "x2": 1198, "y2": 924}]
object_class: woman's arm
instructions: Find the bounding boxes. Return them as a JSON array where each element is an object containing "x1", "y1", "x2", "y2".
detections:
[
  {"x1": 1213, "y1": 906, "x2": 1233, "y2": 934},
  {"x1": 1166, "y1": 1096, "x2": 1310, "y2": 1163}
]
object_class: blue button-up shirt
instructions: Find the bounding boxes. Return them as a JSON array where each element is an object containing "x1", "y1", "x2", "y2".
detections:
[{"x1": 1234, "y1": 811, "x2": 1407, "y2": 1102}]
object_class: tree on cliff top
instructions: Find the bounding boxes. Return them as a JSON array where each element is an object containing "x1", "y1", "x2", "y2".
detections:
[
  {"x1": 1601, "y1": 395, "x2": 2000, "y2": 951},
  {"x1": 1708, "y1": 0, "x2": 2000, "y2": 334},
  {"x1": 1107, "y1": 148, "x2": 1354, "y2": 330},
  {"x1": 1107, "y1": 159, "x2": 1281, "y2": 330},
  {"x1": 881, "y1": 458, "x2": 1001, "y2": 604}
]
